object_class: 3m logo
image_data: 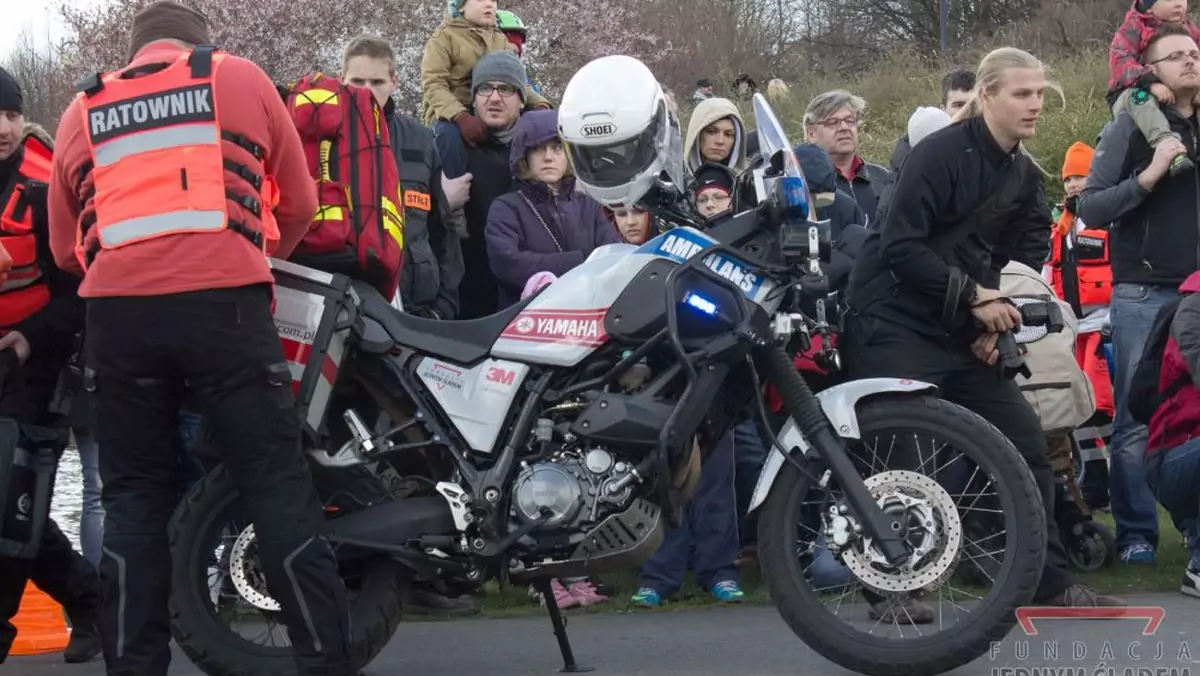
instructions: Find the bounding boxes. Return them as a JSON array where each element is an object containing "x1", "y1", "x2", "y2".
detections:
[
  {"x1": 486, "y1": 367, "x2": 516, "y2": 386},
  {"x1": 404, "y1": 190, "x2": 431, "y2": 212},
  {"x1": 581, "y1": 123, "x2": 615, "y2": 138},
  {"x1": 1015, "y1": 606, "x2": 1166, "y2": 636}
]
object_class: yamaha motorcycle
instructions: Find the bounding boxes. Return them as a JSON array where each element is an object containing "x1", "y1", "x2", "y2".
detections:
[{"x1": 168, "y1": 95, "x2": 1046, "y2": 676}]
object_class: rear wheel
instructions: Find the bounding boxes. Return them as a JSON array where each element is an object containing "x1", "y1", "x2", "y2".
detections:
[
  {"x1": 758, "y1": 395, "x2": 1046, "y2": 676},
  {"x1": 169, "y1": 464, "x2": 406, "y2": 676}
]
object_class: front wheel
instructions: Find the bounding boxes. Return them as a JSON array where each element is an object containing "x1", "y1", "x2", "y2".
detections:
[
  {"x1": 169, "y1": 464, "x2": 407, "y2": 676},
  {"x1": 758, "y1": 395, "x2": 1046, "y2": 676}
]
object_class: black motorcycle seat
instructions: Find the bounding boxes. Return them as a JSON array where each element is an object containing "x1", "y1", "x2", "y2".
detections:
[{"x1": 352, "y1": 281, "x2": 533, "y2": 366}]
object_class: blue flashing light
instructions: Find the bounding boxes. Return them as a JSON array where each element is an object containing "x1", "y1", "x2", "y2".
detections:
[
  {"x1": 778, "y1": 175, "x2": 810, "y2": 221},
  {"x1": 684, "y1": 291, "x2": 719, "y2": 316}
]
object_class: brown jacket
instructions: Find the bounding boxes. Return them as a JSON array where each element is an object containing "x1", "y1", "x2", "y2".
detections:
[
  {"x1": 49, "y1": 41, "x2": 317, "y2": 298},
  {"x1": 420, "y1": 17, "x2": 548, "y2": 124}
]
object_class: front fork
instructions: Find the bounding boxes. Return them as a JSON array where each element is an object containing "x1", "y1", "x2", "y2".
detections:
[{"x1": 753, "y1": 343, "x2": 911, "y2": 567}]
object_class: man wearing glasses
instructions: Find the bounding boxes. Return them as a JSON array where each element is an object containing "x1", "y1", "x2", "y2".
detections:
[
  {"x1": 802, "y1": 90, "x2": 891, "y2": 218},
  {"x1": 435, "y1": 51, "x2": 533, "y2": 319},
  {"x1": 1080, "y1": 22, "x2": 1200, "y2": 569}
]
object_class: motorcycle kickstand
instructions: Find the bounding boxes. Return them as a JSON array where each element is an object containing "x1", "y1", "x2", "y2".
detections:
[{"x1": 533, "y1": 578, "x2": 595, "y2": 673}]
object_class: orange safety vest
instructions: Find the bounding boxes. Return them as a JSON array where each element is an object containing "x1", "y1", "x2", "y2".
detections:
[
  {"x1": 1049, "y1": 209, "x2": 1112, "y2": 316},
  {"x1": 0, "y1": 135, "x2": 54, "y2": 327},
  {"x1": 73, "y1": 46, "x2": 280, "y2": 270}
]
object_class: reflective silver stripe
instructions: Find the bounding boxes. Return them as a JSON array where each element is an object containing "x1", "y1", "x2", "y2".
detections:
[
  {"x1": 102, "y1": 546, "x2": 128, "y2": 658},
  {"x1": 1074, "y1": 424, "x2": 1113, "y2": 442},
  {"x1": 99, "y1": 210, "x2": 226, "y2": 248},
  {"x1": 282, "y1": 537, "x2": 323, "y2": 653},
  {"x1": 93, "y1": 123, "x2": 218, "y2": 167},
  {"x1": 10, "y1": 447, "x2": 30, "y2": 468},
  {"x1": 0, "y1": 268, "x2": 42, "y2": 292}
]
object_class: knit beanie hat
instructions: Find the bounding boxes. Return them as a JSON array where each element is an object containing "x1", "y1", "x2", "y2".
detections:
[
  {"x1": 127, "y1": 1, "x2": 211, "y2": 61},
  {"x1": 1061, "y1": 141, "x2": 1095, "y2": 179},
  {"x1": 447, "y1": 0, "x2": 469, "y2": 17},
  {"x1": 693, "y1": 163, "x2": 734, "y2": 197},
  {"x1": 1139, "y1": 0, "x2": 1158, "y2": 12},
  {"x1": 472, "y1": 51, "x2": 528, "y2": 103},
  {"x1": 0, "y1": 67, "x2": 23, "y2": 114},
  {"x1": 907, "y1": 106, "x2": 953, "y2": 147}
]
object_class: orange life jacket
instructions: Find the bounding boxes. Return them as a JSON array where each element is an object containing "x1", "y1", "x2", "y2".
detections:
[
  {"x1": 0, "y1": 135, "x2": 54, "y2": 327},
  {"x1": 73, "y1": 46, "x2": 280, "y2": 270},
  {"x1": 1049, "y1": 209, "x2": 1112, "y2": 316}
]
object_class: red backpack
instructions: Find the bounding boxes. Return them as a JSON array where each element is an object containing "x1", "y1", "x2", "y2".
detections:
[{"x1": 286, "y1": 73, "x2": 404, "y2": 300}]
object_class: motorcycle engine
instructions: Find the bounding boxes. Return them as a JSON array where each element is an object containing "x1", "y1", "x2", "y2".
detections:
[{"x1": 511, "y1": 448, "x2": 635, "y2": 532}]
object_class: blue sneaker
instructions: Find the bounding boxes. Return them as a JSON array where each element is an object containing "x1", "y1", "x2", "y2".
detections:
[
  {"x1": 711, "y1": 580, "x2": 746, "y2": 604},
  {"x1": 1120, "y1": 543, "x2": 1156, "y2": 565},
  {"x1": 631, "y1": 587, "x2": 662, "y2": 608}
]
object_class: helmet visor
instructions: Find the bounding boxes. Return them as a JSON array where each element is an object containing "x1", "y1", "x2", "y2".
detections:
[{"x1": 567, "y1": 105, "x2": 664, "y2": 189}]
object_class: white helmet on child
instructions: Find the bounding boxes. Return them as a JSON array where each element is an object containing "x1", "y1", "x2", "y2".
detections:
[{"x1": 558, "y1": 55, "x2": 684, "y2": 207}]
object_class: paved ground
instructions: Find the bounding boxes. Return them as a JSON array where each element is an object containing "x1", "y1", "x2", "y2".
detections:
[{"x1": 13, "y1": 593, "x2": 1200, "y2": 675}]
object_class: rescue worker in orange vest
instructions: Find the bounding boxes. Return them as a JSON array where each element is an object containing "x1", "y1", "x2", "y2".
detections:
[
  {"x1": 0, "y1": 66, "x2": 103, "y2": 665},
  {"x1": 1049, "y1": 141, "x2": 1116, "y2": 508},
  {"x1": 46, "y1": 4, "x2": 352, "y2": 674}
]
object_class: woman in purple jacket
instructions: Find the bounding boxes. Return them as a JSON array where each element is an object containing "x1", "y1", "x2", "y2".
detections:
[{"x1": 485, "y1": 109, "x2": 620, "y2": 308}]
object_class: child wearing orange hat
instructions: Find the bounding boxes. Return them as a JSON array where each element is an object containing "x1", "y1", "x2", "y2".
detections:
[{"x1": 1050, "y1": 141, "x2": 1116, "y2": 512}]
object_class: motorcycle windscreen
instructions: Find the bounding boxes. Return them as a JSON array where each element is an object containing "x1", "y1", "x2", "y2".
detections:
[{"x1": 751, "y1": 93, "x2": 816, "y2": 222}]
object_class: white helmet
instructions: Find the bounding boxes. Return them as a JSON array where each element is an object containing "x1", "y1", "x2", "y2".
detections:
[{"x1": 558, "y1": 55, "x2": 684, "y2": 208}]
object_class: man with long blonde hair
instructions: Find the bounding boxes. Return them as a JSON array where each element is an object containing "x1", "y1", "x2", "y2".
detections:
[{"x1": 843, "y1": 46, "x2": 1125, "y2": 621}]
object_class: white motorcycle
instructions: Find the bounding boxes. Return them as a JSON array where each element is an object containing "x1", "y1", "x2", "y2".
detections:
[{"x1": 168, "y1": 95, "x2": 1046, "y2": 676}]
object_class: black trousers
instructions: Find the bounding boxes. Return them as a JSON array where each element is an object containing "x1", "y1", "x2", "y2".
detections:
[
  {"x1": 85, "y1": 285, "x2": 352, "y2": 676},
  {"x1": 0, "y1": 517, "x2": 100, "y2": 661},
  {"x1": 843, "y1": 314, "x2": 1076, "y2": 601}
]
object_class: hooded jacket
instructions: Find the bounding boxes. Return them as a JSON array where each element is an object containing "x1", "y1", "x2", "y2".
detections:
[
  {"x1": 1108, "y1": 0, "x2": 1200, "y2": 103},
  {"x1": 684, "y1": 98, "x2": 747, "y2": 173},
  {"x1": 794, "y1": 143, "x2": 868, "y2": 237},
  {"x1": 485, "y1": 110, "x2": 620, "y2": 308}
]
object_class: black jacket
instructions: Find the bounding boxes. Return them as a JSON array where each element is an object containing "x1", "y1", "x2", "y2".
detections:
[
  {"x1": 1078, "y1": 108, "x2": 1200, "y2": 287},
  {"x1": 793, "y1": 143, "x2": 869, "y2": 236},
  {"x1": 0, "y1": 136, "x2": 83, "y2": 425},
  {"x1": 453, "y1": 135, "x2": 512, "y2": 319},
  {"x1": 845, "y1": 117, "x2": 1052, "y2": 338},
  {"x1": 386, "y1": 106, "x2": 465, "y2": 319},
  {"x1": 889, "y1": 133, "x2": 912, "y2": 175},
  {"x1": 836, "y1": 158, "x2": 891, "y2": 219}
]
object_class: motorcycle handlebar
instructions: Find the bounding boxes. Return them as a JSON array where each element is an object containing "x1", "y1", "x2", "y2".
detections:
[{"x1": 990, "y1": 298, "x2": 1064, "y2": 380}]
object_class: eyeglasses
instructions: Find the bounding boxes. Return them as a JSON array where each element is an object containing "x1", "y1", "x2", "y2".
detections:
[
  {"x1": 695, "y1": 192, "x2": 731, "y2": 208},
  {"x1": 818, "y1": 115, "x2": 858, "y2": 130},
  {"x1": 1151, "y1": 50, "x2": 1200, "y2": 65},
  {"x1": 476, "y1": 83, "x2": 521, "y2": 98}
]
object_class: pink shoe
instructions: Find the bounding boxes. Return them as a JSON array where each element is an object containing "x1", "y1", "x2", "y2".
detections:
[
  {"x1": 549, "y1": 580, "x2": 582, "y2": 609},
  {"x1": 568, "y1": 581, "x2": 610, "y2": 607}
]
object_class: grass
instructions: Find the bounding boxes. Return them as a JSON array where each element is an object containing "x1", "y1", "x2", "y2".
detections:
[{"x1": 438, "y1": 506, "x2": 1190, "y2": 621}]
